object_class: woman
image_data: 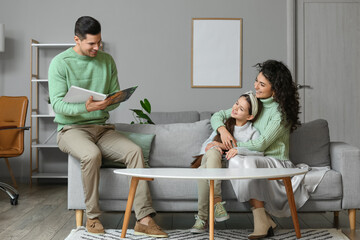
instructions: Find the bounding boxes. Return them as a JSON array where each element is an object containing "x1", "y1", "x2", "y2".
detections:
[{"x1": 211, "y1": 60, "x2": 305, "y2": 239}]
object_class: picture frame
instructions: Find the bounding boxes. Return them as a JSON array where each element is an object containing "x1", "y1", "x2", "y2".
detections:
[{"x1": 191, "y1": 18, "x2": 243, "y2": 88}]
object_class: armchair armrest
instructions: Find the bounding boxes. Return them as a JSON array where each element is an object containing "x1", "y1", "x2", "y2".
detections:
[
  {"x1": 330, "y1": 141, "x2": 360, "y2": 209},
  {"x1": 0, "y1": 126, "x2": 31, "y2": 131},
  {"x1": 0, "y1": 125, "x2": 17, "y2": 130}
]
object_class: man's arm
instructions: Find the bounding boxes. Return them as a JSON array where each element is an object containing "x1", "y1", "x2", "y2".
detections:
[{"x1": 48, "y1": 57, "x2": 88, "y2": 116}]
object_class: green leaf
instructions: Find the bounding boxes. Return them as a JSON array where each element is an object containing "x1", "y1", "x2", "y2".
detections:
[
  {"x1": 130, "y1": 109, "x2": 143, "y2": 116},
  {"x1": 140, "y1": 98, "x2": 151, "y2": 114}
]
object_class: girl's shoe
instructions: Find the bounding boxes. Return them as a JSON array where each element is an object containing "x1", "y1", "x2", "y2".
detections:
[
  {"x1": 214, "y1": 201, "x2": 230, "y2": 222},
  {"x1": 190, "y1": 215, "x2": 208, "y2": 234}
]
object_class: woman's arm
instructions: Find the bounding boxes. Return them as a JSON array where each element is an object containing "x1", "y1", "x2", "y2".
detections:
[
  {"x1": 211, "y1": 108, "x2": 236, "y2": 149},
  {"x1": 237, "y1": 114, "x2": 288, "y2": 152}
]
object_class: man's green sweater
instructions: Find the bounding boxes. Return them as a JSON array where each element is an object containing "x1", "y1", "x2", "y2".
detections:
[
  {"x1": 48, "y1": 48, "x2": 120, "y2": 131},
  {"x1": 211, "y1": 97, "x2": 290, "y2": 160}
]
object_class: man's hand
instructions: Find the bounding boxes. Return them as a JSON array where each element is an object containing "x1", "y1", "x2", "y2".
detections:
[
  {"x1": 85, "y1": 96, "x2": 112, "y2": 112},
  {"x1": 217, "y1": 126, "x2": 237, "y2": 150},
  {"x1": 226, "y1": 148, "x2": 238, "y2": 160}
]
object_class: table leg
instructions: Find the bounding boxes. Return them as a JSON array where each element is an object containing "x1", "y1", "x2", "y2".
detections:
[
  {"x1": 282, "y1": 177, "x2": 301, "y2": 239},
  {"x1": 121, "y1": 177, "x2": 153, "y2": 238},
  {"x1": 209, "y1": 180, "x2": 214, "y2": 240}
]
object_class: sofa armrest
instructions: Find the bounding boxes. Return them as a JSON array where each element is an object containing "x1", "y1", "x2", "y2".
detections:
[
  {"x1": 68, "y1": 154, "x2": 86, "y2": 210},
  {"x1": 330, "y1": 142, "x2": 360, "y2": 209}
]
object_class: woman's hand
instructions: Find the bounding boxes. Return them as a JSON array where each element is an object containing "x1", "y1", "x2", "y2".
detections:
[
  {"x1": 217, "y1": 126, "x2": 237, "y2": 150},
  {"x1": 85, "y1": 96, "x2": 112, "y2": 112},
  {"x1": 226, "y1": 148, "x2": 238, "y2": 160}
]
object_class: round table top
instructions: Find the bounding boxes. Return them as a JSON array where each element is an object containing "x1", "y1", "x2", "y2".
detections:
[{"x1": 114, "y1": 168, "x2": 308, "y2": 180}]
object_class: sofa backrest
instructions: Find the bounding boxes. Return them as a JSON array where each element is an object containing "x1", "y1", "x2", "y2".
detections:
[
  {"x1": 149, "y1": 111, "x2": 213, "y2": 124},
  {"x1": 289, "y1": 119, "x2": 331, "y2": 167},
  {"x1": 114, "y1": 119, "x2": 213, "y2": 167},
  {"x1": 149, "y1": 111, "x2": 200, "y2": 124},
  {"x1": 116, "y1": 111, "x2": 331, "y2": 168}
]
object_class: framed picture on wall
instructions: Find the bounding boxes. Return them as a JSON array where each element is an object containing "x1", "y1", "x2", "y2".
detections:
[{"x1": 191, "y1": 18, "x2": 243, "y2": 88}]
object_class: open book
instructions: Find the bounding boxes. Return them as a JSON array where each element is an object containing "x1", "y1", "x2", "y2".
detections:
[{"x1": 62, "y1": 86, "x2": 137, "y2": 105}]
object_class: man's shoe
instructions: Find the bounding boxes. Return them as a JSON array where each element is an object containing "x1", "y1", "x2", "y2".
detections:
[
  {"x1": 134, "y1": 218, "x2": 168, "y2": 238},
  {"x1": 214, "y1": 201, "x2": 230, "y2": 222},
  {"x1": 86, "y1": 218, "x2": 105, "y2": 234},
  {"x1": 190, "y1": 215, "x2": 208, "y2": 234}
]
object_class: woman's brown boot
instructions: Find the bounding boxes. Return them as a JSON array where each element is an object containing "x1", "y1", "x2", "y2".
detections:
[
  {"x1": 266, "y1": 211, "x2": 277, "y2": 229},
  {"x1": 248, "y1": 207, "x2": 274, "y2": 239},
  {"x1": 251, "y1": 207, "x2": 277, "y2": 229}
]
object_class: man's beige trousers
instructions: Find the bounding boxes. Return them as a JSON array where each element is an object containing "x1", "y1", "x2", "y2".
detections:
[{"x1": 57, "y1": 124, "x2": 155, "y2": 220}]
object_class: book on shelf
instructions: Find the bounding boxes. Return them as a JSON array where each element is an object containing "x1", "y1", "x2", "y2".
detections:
[{"x1": 62, "y1": 86, "x2": 137, "y2": 105}]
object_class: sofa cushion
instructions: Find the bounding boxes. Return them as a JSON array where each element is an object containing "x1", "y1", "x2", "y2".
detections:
[
  {"x1": 289, "y1": 119, "x2": 331, "y2": 167},
  {"x1": 308, "y1": 169, "x2": 342, "y2": 200},
  {"x1": 114, "y1": 120, "x2": 213, "y2": 167},
  {"x1": 200, "y1": 111, "x2": 213, "y2": 120},
  {"x1": 101, "y1": 131, "x2": 155, "y2": 168}
]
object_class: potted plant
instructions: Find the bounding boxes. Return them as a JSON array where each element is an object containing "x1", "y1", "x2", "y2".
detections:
[{"x1": 130, "y1": 98, "x2": 154, "y2": 124}]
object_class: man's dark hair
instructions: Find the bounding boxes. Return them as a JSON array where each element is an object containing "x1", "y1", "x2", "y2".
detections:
[{"x1": 74, "y1": 16, "x2": 101, "y2": 40}]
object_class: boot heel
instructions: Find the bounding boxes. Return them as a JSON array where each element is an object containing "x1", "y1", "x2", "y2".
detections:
[{"x1": 266, "y1": 227, "x2": 274, "y2": 237}]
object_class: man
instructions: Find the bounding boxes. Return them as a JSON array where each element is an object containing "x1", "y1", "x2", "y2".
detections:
[{"x1": 48, "y1": 16, "x2": 167, "y2": 238}]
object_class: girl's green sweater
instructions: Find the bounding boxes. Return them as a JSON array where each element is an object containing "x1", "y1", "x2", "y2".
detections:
[
  {"x1": 211, "y1": 97, "x2": 290, "y2": 160},
  {"x1": 48, "y1": 48, "x2": 120, "y2": 131}
]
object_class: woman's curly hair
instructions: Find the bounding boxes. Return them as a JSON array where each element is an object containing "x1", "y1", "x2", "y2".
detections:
[{"x1": 254, "y1": 60, "x2": 301, "y2": 132}]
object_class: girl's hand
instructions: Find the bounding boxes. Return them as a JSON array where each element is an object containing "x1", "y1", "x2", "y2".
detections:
[
  {"x1": 205, "y1": 141, "x2": 226, "y2": 152},
  {"x1": 205, "y1": 142, "x2": 215, "y2": 152},
  {"x1": 226, "y1": 148, "x2": 238, "y2": 160},
  {"x1": 213, "y1": 146, "x2": 223, "y2": 155},
  {"x1": 217, "y1": 126, "x2": 237, "y2": 150}
]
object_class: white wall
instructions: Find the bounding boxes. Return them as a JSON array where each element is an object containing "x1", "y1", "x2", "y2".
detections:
[{"x1": 0, "y1": 0, "x2": 291, "y2": 181}]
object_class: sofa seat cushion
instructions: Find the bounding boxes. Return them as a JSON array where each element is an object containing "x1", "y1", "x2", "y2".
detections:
[
  {"x1": 290, "y1": 119, "x2": 331, "y2": 167},
  {"x1": 98, "y1": 169, "x2": 200, "y2": 200},
  {"x1": 308, "y1": 169, "x2": 342, "y2": 200},
  {"x1": 115, "y1": 120, "x2": 212, "y2": 167},
  {"x1": 98, "y1": 169, "x2": 236, "y2": 201}
]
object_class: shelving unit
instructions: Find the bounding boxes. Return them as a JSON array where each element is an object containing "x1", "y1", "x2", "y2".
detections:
[{"x1": 30, "y1": 39, "x2": 75, "y2": 185}]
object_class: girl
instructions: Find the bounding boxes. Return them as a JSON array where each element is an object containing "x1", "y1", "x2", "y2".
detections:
[{"x1": 191, "y1": 91, "x2": 262, "y2": 233}]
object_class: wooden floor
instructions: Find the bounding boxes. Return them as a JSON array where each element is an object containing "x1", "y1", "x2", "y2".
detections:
[{"x1": 1, "y1": 181, "x2": 360, "y2": 240}]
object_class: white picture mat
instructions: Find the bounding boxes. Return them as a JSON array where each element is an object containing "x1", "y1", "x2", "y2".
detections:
[{"x1": 192, "y1": 19, "x2": 242, "y2": 88}]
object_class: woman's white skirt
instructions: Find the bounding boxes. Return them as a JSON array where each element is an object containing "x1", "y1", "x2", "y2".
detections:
[{"x1": 228, "y1": 155, "x2": 328, "y2": 217}]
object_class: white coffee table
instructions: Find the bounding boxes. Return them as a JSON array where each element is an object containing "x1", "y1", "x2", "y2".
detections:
[{"x1": 114, "y1": 168, "x2": 308, "y2": 239}]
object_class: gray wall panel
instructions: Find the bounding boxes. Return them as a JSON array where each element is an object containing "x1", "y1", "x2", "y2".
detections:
[{"x1": 0, "y1": 0, "x2": 289, "y2": 181}]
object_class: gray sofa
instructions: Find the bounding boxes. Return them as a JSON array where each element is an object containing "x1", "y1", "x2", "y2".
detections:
[{"x1": 68, "y1": 111, "x2": 360, "y2": 229}]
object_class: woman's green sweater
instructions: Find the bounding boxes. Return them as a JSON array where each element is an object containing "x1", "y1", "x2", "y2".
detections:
[{"x1": 211, "y1": 97, "x2": 290, "y2": 160}]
